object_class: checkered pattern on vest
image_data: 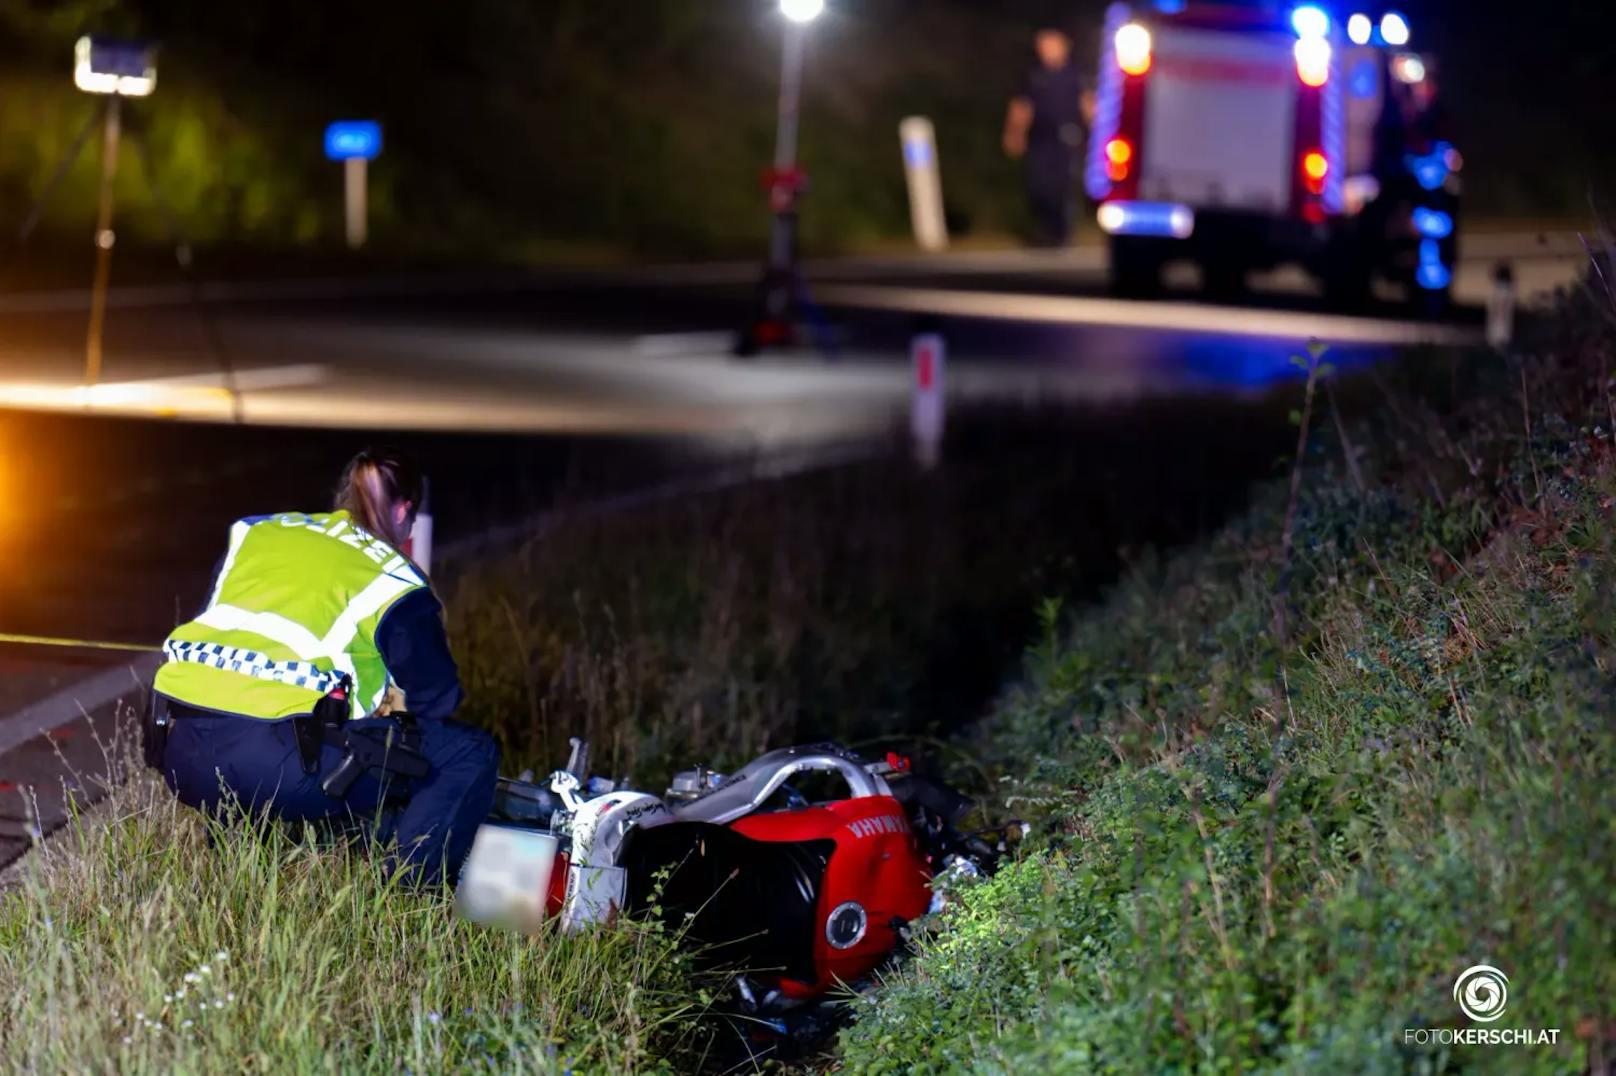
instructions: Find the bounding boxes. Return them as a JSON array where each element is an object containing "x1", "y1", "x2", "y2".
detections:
[{"x1": 162, "y1": 640, "x2": 344, "y2": 695}]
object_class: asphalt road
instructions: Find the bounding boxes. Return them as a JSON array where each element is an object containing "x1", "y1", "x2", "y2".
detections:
[
  {"x1": 0, "y1": 229, "x2": 1582, "y2": 649},
  {"x1": 0, "y1": 230, "x2": 1580, "y2": 440}
]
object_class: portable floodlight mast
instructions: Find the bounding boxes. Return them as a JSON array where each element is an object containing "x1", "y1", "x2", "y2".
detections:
[{"x1": 73, "y1": 36, "x2": 157, "y2": 392}]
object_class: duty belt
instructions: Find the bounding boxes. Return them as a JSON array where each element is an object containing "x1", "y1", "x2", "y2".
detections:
[{"x1": 162, "y1": 640, "x2": 345, "y2": 695}]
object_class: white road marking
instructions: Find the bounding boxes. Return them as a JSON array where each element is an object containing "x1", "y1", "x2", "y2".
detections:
[
  {"x1": 0, "y1": 656, "x2": 158, "y2": 759},
  {"x1": 814, "y1": 283, "x2": 1485, "y2": 346}
]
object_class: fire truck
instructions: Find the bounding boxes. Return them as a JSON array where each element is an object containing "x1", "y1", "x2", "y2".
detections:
[{"x1": 1086, "y1": 2, "x2": 1460, "y2": 309}]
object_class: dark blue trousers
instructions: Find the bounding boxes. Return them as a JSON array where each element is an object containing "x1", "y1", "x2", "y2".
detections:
[
  {"x1": 161, "y1": 708, "x2": 499, "y2": 888},
  {"x1": 1026, "y1": 142, "x2": 1079, "y2": 246}
]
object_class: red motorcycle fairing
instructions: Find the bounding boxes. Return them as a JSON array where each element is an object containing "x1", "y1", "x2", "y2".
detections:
[
  {"x1": 732, "y1": 795, "x2": 932, "y2": 998},
  {"x1": 618, "y1": 794, "x2": 932, "y2": 999}
]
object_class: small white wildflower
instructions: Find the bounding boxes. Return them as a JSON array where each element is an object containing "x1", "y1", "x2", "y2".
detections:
[
  {"x1": 215, "y1": 1000, "x2": 227, "y2": 1009},
  {"x1": 226, "y1": 992, "x2": 236, "y2": 1003},
  {"x1": 199, "y1": 964, "x2": 211, "y2": 975},
  {"x1": 181, "y1": 1019, "x2": 193, "y2": 1029},
  {"x1": 184, "y1": 972, "x2": 200, "y2": 984},
  {"x1": 163, "y1": 995, "x2": 172, "y2": 1003},
  {"x1": 121, "y1": 1036, "x2": 131, "y2": 1045},
  {"x1": 427, "y1": 1011, "x2": 441, "y2": 1025},
  {"x1": 135, "y1": 1012, "x2": 144, "y2": 1020},
  {"x1": 214, "y1": 950, "x2": 228, "y2": 962}
]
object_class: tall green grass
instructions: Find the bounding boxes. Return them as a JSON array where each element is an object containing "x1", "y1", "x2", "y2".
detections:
[
  {"x1": 0, "y1": 726, "x2": 712, "y2": 1073},
  {"x1": 444, "y1": 406, "x2": 1291, "y2": 784}
]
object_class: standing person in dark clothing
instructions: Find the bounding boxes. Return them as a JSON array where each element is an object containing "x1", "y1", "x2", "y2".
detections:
[{"x1": 1003, "y1": 28, "x2": 1096, "y2": 246}]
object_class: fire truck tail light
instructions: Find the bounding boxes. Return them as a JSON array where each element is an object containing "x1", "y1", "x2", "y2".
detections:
[
  {"x1": 1115, "y1": 23, "x2": 1153, "y2": 76},
  {"x1": 1302, "y1": 150, "x2": 1329, "y2": 195},
  {"x1": 1105, "y1": 138, "x2": 1133, "y2": 180},
  {"x1": 1294, "y1": 37, "x2": 1331, "y2": 87}
]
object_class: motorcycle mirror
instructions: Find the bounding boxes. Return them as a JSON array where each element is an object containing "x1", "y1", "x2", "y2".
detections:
[{"x1": 564, "y1": 737, "x2": 590, "y2": 780}]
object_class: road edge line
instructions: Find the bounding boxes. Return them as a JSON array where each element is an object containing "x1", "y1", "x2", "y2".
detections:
[{"x1": 0, "y1": 655, "x2": 159, "y2": 759}]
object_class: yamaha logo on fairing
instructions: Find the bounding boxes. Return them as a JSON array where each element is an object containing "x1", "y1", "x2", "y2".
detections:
[{"x1": 847, "y1": 814, "x2": 907, "y2": 839}]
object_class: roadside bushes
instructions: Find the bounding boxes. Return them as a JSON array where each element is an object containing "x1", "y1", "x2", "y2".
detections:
[{"x1": 840, "y1": 327, "x2": 1616, "y2": 1070}]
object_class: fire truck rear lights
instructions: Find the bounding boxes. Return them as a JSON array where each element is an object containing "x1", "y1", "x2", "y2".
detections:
[
  {"x1": 1098, "y1": 201, "x2": 1194, "y2": 240},
  {"x1": 1294, "y1": 37, "x2": 1331, "y2": 87},
  {"x1": 1115, "y1": 23, "x2": 1153, "y2": 76},
  {"x1": 1380, "y1": 12, "x2": 1410, "y2": 46},
  {"x1": 1347, "y1": 13, "x2": 1372, "y2": 44},
  {"x1": 1105, "y1": 138, "x2": 1133, "y2": 180},
  {"x1": 1291, "y1": 6, "x2": 1329, "y2": 39}
]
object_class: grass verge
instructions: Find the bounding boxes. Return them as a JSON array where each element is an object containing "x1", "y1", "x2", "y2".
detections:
[
  {"x1": 0, "y1": 724, "x2": 712, "y2": 1073},
  {"x1": 837, "y1": 303, "x2": 1616, "y2": 1070}
]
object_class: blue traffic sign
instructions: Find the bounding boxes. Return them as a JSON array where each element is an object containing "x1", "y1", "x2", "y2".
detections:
[{"x1": 324, "y1": 121, "x2": 382, "y2": 161}]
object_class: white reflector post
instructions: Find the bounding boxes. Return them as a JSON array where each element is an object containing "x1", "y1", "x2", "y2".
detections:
[
  {"x1": 899, "y1": 116, "x2": 949, "y2": 252},
  {"x1": 1486, "y1": 261, "x2": 1515, "y2": 351},
  {"x1": 910, "y1": 330, "x2": 946, "y2": 469},
  {"x1": 344, "y1": 157, "x2": 367, "y2": 249},
  {"x1": 407, "y1": 509, "x2": 433, "y2": 576}
]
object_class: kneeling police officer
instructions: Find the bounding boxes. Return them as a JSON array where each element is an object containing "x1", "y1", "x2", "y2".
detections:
[{"x1": 147, "y1": 447, "x2": 498, "y2": 887}]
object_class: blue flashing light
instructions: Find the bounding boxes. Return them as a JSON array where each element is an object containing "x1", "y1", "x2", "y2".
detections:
[
  {"x1": 1405, "y1": 141, "x2": 1453, "y2": 191},
  {"x1": 1416, "y1": 262, "x2": 1452, "y2": 290},
  {"x1": 1416, "y1": 238, "x2": 1451, "y2": 290},
  {"x1": 324, "y1": 120, "x2": 382, "y2": 161},
  {"x1": 1154, "y1": 0, "x2": 1187, "y2": 12},
  {"x1": 1412, "y1": 207, "x2": 1453, "y2": 239},
  {"x1": 1291, "y1": 5, "x2": 1330, "y2": 38}
]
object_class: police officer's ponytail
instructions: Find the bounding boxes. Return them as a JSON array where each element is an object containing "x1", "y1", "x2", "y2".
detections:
[{"x1": 335, "y1": 446, "x2": 424, "y2": 546}]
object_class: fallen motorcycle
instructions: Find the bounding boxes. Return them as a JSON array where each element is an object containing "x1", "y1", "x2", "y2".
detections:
[{"x1": 456, "y1": 738, "x2": 1018, "y2": 1013}]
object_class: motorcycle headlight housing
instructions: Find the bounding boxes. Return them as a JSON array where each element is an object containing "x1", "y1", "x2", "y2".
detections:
[{"x1": 826, "y1": 901, "x2": 868, "y2": 950}]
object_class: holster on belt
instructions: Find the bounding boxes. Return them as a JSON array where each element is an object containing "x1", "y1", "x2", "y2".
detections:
[
  {"x1": 142, "y1": 693, "x2": 171, "y2": 771},
  {"x1": 293, "y1": 677, "x2": 352, "y2": 777},
  {"x1": 320, "y1": 713, "x2": 431, "y2": 800}
]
